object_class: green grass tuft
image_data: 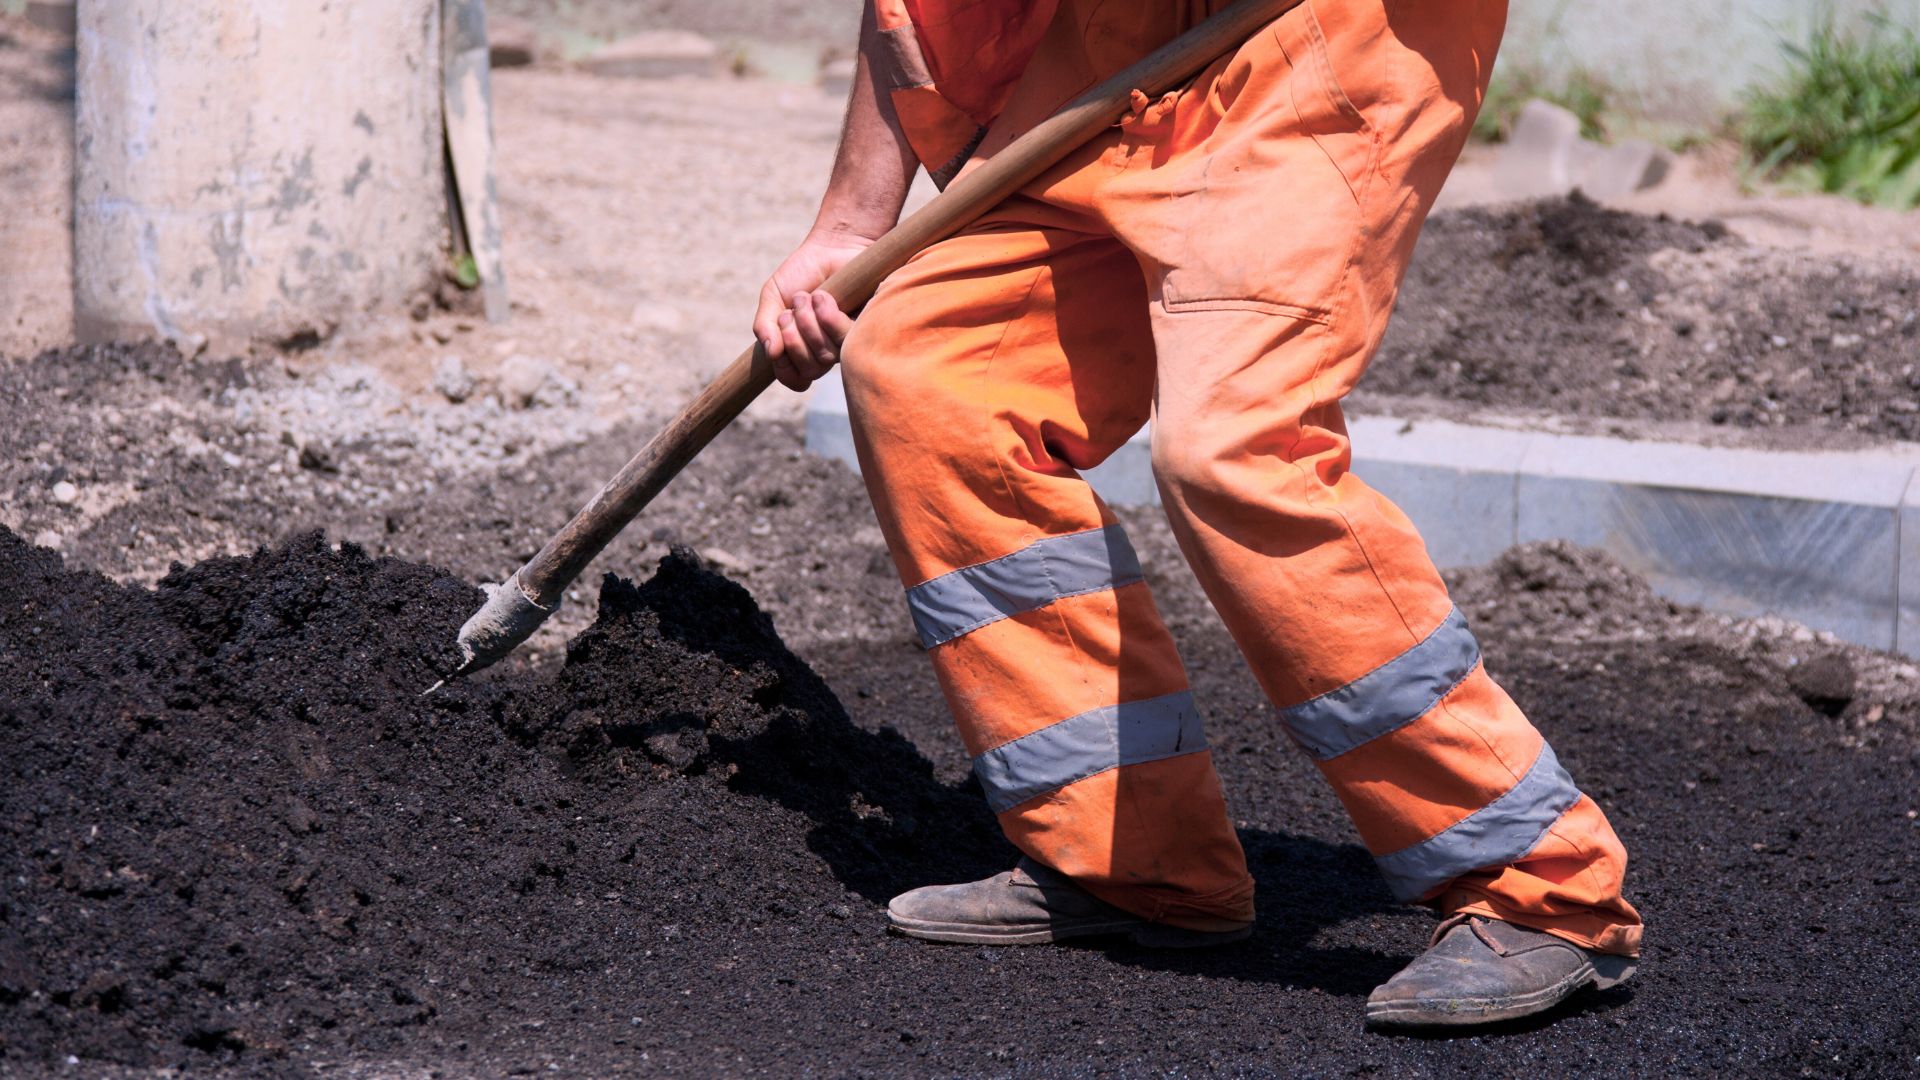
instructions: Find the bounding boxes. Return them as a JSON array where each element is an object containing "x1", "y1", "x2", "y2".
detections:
[
  {"x1": 1739, "y1": 14, "x2": 1920, "y2": 209},
  {"x1": 449, "y1": 253, "x2": 481, "y2": 290}
]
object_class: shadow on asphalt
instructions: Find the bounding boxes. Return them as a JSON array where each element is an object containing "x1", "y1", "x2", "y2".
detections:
[
  {"x1": 1089, "y1": 828, "x2": 1411, "y2": 996},
  {"x1": 711, "y1": 643, "x2": 1429, "y2": 999},
  {"x1": 702, "y1": 590, "x2": 1627, "y2": 1014}
]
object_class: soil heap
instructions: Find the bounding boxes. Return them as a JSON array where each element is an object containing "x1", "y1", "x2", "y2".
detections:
[
  {"x1": 0, "y1": 528, "x2": 1002, "y2": 1075},
  {"x1": 1367, "y1": 192, "x2": 1920, "y2": 439},
  {"x1": 4, "y1": 528, "x2": 1918, "y2": 1076}
]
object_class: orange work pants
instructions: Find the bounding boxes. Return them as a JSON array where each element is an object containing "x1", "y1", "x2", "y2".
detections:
[{"x1": 842, "y1": 0, "x2": 1642, "y2": 956}]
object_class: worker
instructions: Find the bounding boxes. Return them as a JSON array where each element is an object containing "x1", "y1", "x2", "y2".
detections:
[{"x1": 754, "y1": 0, "x2": 1641, "y2": 1028}]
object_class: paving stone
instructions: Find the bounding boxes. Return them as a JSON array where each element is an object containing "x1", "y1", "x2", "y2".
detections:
[
  {"x1": 803, "y1": 369, "x2": 862, "y2": 477},
  {"x1": 581, "y1": 31, "x2": 719, "y2": 80},
  {"x1": 1516, "y1": 434, "x2": 1913, "y2": 652},
  {"x1": 1899, "y1": 471, "x2": 1920, "y2": 657},
  {"x1": 808, "y1": 369, "x2": 1160, "y2": 503},
  {"x1": 1578, "y1": 138, "x2": 1673, "y2": 199},
  {"x1": 808, "y1": 378, "x2": 1920, "y2": 656},
  {"x1": 1527, "y1": 477, "x2": 1899, "y2": 648},
  {"x1": 1492, "y1": 100, "x2": 1587, "y2": 200},
  {"x1": 1345, "y1": 417, "x2": 1522, "y2": 568},
  {"x1": 1494, "y1": 100, "x2": 1672, "y2": 201},
  {"x1": 1080, "y1": 433, "x2": 1158, "y2": 508},
  {"x1": 1515, "y1": 430, "x2": 1918, "y2": 506}
]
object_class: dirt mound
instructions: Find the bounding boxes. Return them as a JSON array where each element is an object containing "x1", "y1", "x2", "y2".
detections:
[
  {"x1": 0, "y1": 528, "x2": 1001, "y2": 1074},
  {"x1": 1369, "y1": 192, "x2": 1920, "y2": 440},
  {"x1": 6, "y1": 522, "x2": 1920, "y2": 1076},
  {"x1": 1452, "y1": 541, "x2": 1684, "y2": 641}
]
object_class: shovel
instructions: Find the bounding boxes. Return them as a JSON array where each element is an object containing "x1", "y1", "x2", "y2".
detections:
[{"x1": 430, "y1": 0, "x2": 1303, "y2": 691}]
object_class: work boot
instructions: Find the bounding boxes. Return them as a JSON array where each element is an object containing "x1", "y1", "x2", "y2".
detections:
[
  {"x1": 1365, "y1": 915, "x2": 1636, "y2": 1028},
  {"x1": 886, "y1": 857, "x2": 1252, "y2": 948}
]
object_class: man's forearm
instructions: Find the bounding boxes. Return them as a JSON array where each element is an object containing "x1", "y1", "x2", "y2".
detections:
[{"x1": 811, "y1": 2, "x2": 920, "y2": 241}]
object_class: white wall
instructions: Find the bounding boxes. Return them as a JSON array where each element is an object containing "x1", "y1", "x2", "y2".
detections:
[{"x1": 1502, "y1": 0, "x2": 1920, "y2": 122}]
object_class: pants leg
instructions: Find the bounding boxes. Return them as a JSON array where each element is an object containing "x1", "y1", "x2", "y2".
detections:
[
  {"x1": 839, "y1": 201, "x2": 1256, "y2": 930},
  {"x1": 1091, "y1": 0, "x2": 1641, "y2": 956},
  {"x1": 857, "y1": 0, "x2": 1639, "y2": 954}
]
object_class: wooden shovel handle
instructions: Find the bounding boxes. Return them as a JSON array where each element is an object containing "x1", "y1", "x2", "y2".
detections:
[{"x1": 514, "y1": 0, "x2": 1301, "y2": 608}]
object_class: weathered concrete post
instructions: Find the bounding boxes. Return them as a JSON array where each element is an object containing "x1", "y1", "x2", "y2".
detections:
[{"x1": 74, "y1": 1, "x2": 446, "y2": 350}]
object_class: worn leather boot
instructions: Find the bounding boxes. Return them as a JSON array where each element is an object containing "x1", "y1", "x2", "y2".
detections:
[
  {"x1": 886, "y1": 857, "x2": 1252, "y2": 947},
  {"x1": 1366, "y1": 914, "x2": 1637, "y2": 1028}
]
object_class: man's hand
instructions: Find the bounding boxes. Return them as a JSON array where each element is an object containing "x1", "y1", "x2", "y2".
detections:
[
  {"x1": 754, "y1": 230, "x2": 869, "y2": 391},
  {"x1": 750, "y1": 0, "x2": 918, "y2": 391}
]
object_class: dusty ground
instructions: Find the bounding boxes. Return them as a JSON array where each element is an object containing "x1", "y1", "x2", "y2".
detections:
[
  {"x1": 4, "y1": 458, "x2": 1919, "y2": 1077},
  {"x1": 5, "y1": 17, "x2": 1918, "y2": 442},
  {"x1": 491, "y1": 0, "x2": 860, "y2": 56},
  {"x1": 5, "y1": 15, "x2": 1920, "y2": 1078},
  {"x1": 0, "y1": 14, "x2": 857, "y2": 423},
  {"x1": 3, "y1": 346, "x2": 1919, "y2": 1077},
  {"x1": 0, "y1": 16, "x2": 71, "y2": 356}
]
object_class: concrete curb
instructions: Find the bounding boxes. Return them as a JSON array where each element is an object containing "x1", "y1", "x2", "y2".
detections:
[{"x1": 804, "y1": 369, "x2": 1920, "y2": 658}]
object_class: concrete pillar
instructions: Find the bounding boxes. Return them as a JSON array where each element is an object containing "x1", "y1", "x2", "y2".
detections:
[{"x1": 74, "y1": 1, "x2": 445, "y2": 350}]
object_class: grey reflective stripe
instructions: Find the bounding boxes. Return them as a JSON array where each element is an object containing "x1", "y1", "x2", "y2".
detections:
[
  {"x1": 1278, "y1": 608, "x2": 1480, "y2": 760},
  {"x1": 972, "y1": 691, "x2": 1206, "y2": 813},
  {"x1": 906, "y1": 525, "x2": 1144, "y2": 648},
  {"x1": 1374, "y1": 742, "x2": 1583, "y2": 902}
]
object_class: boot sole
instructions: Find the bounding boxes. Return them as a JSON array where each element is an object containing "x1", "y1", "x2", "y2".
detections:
[
  {"x1": 887, "y1": 913, "x2": 1253, "y2": 949},
  {"x1": 1364, "y1": 954, "x2": 1637, "y2": 1029}
]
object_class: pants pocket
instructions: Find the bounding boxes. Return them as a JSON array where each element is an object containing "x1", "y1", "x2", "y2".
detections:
[{"x1": 1158, "y1": 2, "x2": 1379, "y2": 322}]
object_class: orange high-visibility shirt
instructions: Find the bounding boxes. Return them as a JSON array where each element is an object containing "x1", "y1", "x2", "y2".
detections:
[{"x1": 872, "y1": 0, "x2": 1061, "y2": 184}]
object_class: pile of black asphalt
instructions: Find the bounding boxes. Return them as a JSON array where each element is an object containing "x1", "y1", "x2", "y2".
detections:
[{"x1": 2, "y1": 526, "x2": 1915, "y2": 1076}]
